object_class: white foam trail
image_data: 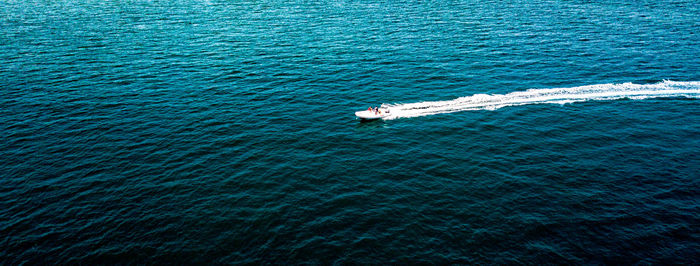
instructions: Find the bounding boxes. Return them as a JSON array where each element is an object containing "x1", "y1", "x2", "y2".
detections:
[{"x1": 382, "y1": 80, "x2": 700, "y2": 119}]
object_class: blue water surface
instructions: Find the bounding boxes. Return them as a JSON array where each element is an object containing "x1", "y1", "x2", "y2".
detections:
[{"x1": 1, "y1": 0, "x2": 699, "y2": 264}]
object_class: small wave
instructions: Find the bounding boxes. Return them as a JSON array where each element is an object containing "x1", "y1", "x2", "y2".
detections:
[{"x1": 382, "y1": 80, "x2": 700, "y2": 119}]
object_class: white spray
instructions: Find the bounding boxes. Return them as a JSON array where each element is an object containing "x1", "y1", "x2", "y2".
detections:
[{"x1": 382, "y1": 80, "x2": 700, "y2": 120}]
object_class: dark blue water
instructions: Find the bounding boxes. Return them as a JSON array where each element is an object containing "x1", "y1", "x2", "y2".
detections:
[{"x1": 1, "y1": 0, "x2": 699, "y2": 264}]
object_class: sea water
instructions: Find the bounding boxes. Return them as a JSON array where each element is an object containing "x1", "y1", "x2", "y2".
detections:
[{"x1": 1, "y1": 0, "x2": 699, "y2": 264}]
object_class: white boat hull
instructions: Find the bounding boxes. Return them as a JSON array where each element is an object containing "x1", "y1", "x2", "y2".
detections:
[{"x1": 355, "y1": 110, "x2": 389, "y2": 120}]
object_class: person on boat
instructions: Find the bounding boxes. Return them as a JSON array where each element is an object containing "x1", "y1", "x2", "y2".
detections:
[{"x1": 368, "y1": 107, "x2": 372, "y2": 112}]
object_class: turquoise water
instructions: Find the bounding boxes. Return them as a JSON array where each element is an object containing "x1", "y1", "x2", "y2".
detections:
[{"x1": 1, "y1": 0, "x2": 699, "y2": 264}]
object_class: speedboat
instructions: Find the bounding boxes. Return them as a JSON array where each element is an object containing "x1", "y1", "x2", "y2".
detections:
[{"x1": 355, "y1": 108, "x2": 390, "y2": 120}]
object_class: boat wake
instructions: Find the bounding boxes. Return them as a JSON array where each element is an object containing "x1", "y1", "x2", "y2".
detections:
[{"x1": 382, "y1": 80, "x2": 700, "y2": 120}]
